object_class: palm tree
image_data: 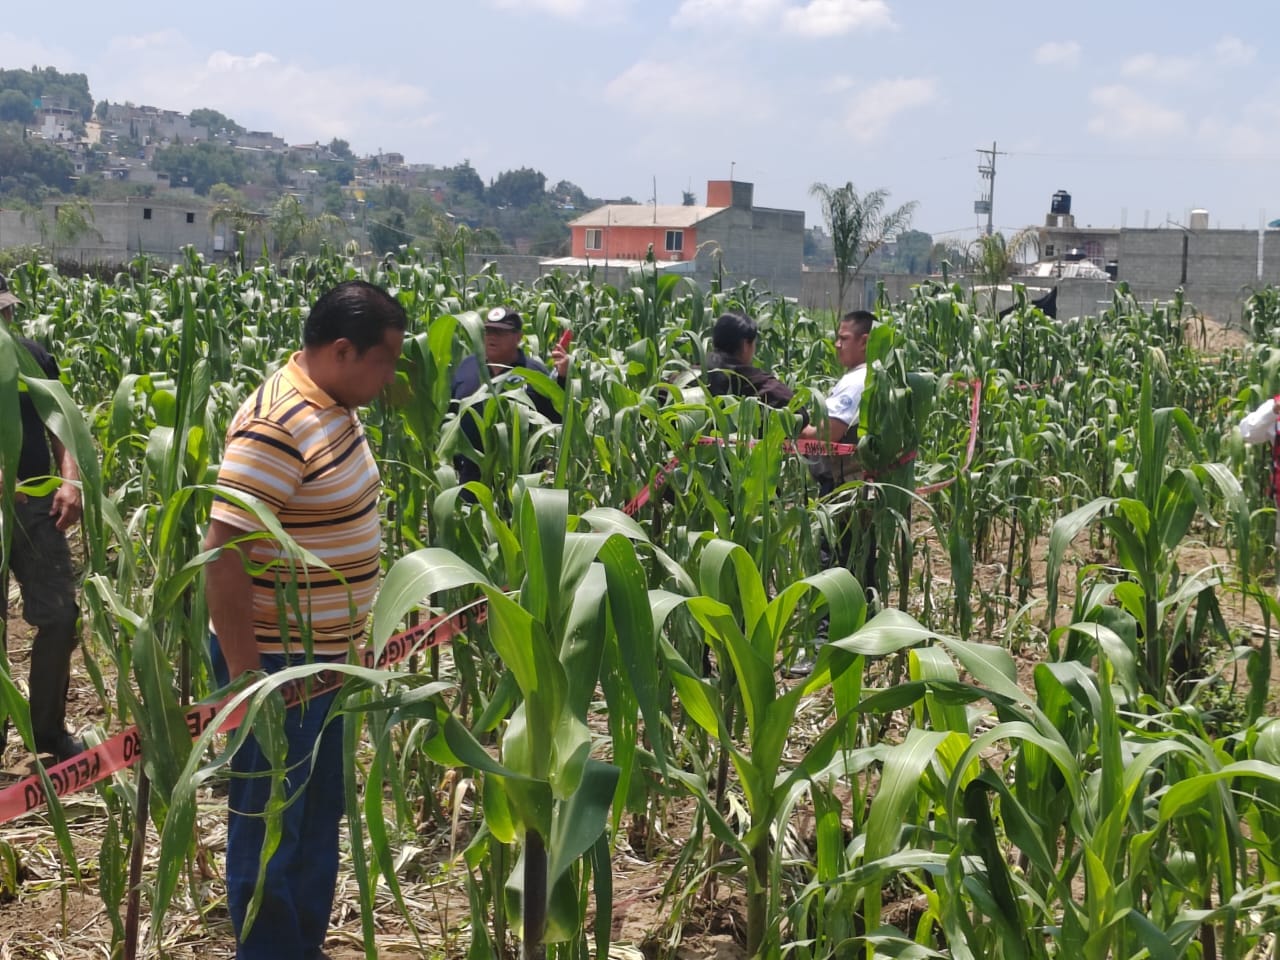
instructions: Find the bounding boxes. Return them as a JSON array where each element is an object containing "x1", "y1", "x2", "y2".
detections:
[
  {"x1": 210, "y1": 199, "x2": 268, "y2": 265},
  {"x1": 810, "y1": 181, "x2": 917, "y2": 315},
  {"x1": 968, "y1": 227, "x2": 1041, "y2": 286},
  {"x1": 269, "y1": 195, "x2": 346, "y2": 259}
]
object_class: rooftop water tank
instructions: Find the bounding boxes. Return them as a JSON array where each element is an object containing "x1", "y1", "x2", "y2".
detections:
[
  {"x1": 1051, "y1": 190, "x2": 1071, "y2": 215},
  {"x1": 1189, "y1": 208, "x2": 1209, "y2": 230}
]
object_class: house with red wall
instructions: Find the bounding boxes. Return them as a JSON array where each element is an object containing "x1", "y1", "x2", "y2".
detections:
[{"x1": 557, "y1": 180, "x2": 805, "y2": 294}]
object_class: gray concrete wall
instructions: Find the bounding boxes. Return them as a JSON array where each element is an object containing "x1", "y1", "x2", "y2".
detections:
[
  {"x1": 694, "y1": 206, "x2": 805, "y2": 299},
  {"x1": 0, "y1": 199, "x2": 214, "y2": 264},
  {"x1": 1117, "y1": 228, "x2": 1262, "y2": 324}
]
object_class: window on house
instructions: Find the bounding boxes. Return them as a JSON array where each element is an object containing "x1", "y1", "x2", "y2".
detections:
[
  {"x1": 143, "y1": 207, "x2": 152, "y2": 220},
  {"x1": 186, "y1": 212, "x2": 195, "y2": 224},
  {"x1": 665, "y1": 230, "x2": 683, "y2": 253},
  {"x1": 1044, "y1": 243, "x2": 1055, "y2": 258},
  {"x1": 585, "y1": 228, "x2": 602, "y2": 251}
]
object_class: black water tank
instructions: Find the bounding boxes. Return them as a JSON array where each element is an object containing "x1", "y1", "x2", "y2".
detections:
[
  {"x1": 1106, "y1": 261, "x2": 1119, "y2": 280},
  {"x1": 1051, "y1": 190, "x2": 1072, "y2": 215}
]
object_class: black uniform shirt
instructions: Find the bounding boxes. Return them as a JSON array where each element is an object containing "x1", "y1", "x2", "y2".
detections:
[{"x1": 16, "y1": 338, "x2": 59, "y2": 482}]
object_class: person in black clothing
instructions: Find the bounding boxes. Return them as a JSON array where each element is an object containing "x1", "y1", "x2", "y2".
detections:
[
  {"x1": 0, "y1": 275, "x2": 84, "y2": 762},
  {"x1": 704, "y1": 311, "x2": 798, "y2": 410},
  {"x1": 450, "y1": 306, "x2": 569, "y2": 487}
]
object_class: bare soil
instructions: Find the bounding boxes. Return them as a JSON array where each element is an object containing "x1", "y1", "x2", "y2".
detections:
[{"x1": 3, "y1": 449, "x2": 1277, "y2": 957}]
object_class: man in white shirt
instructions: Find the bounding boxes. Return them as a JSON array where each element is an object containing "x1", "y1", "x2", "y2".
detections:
[
  {"x1": 802, "y1": 310, "x2": 873, "y2": 492},
  {"x1": 786, "y1": 311, "x2": 875, "y2": 677},
  {"x1": 1239, "y1": 395, "x2": 1279, "y2": 445}
]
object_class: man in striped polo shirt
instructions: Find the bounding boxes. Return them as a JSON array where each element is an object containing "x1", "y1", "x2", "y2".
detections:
[{"x1": 204, "y1": 280, "x2": 405, "y2": 960}]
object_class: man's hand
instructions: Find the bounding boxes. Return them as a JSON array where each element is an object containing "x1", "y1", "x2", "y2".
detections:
[
  {"x1": 550, "y1": 344, "x2": 570, "y2": 379},
  {"x1": 205, "y1": 519, "x2": 262, "y2": 680},
  {"x1": 801, "y1": 419, "x2": 851, "y2": 443},
  {"x1": 50, "y1": 482, "x2": 82, "y2": 531}
]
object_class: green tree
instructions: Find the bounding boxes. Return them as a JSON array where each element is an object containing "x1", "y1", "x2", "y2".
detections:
[
  {"x1": 550, "y1": 179, "x2": 590, "y2": 208},
  {"x1": 968, "y1": 227, "x2": 1040, "y2": 285},
  {"x1": 445, "y1": 160, "x2": 484, "y2": 200},
  {"x1": 328, "y1": 137, "x2": 354, "y2": 161},
  {"x1": 489, "y1": 167, "x2": 547, "y2": 208},
  {"x1": 0, "y1": 67, "x2": 92, "y2": 118},
  {"x1": 320, "y1": 182, "x2": 347, "y2": 217},
  {"x1": 188, "y1": 108, "x2": 243, "y2": 136},
  {"x1": 0, "y1": 128, "x2": 74, "y2": 194},
  {"x1": 50, "y1": 198, "x2": 101, "y2": 259},
  {"x1": 810, "y1": 181, "x2": 917, "y2": 314},
  {"x1": 269, "y1": 194, "x2": 346, "y2": 258},
  {"x1": 0, "y1": 90, "x2": 35, "y2": 124},
  {"x1": 95, "y1": 99, "x2": 109, "y2": 122},
  {"x1": 930, "y1": 240, "x2": 969, "y2": 276},
  {"x1": 152, "y1": 142, "x2": 247, "y2": 195},
  {"x1": 368, "y1": 209, "x2": 412, "y2": 254}
]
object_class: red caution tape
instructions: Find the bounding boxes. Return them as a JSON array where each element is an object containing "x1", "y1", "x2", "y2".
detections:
[
  {"x1": 623, "y1": 377, "x2": 984, "y2": 510},
  {"x1": 914, "y1": 377, "x2": 982, "y2": 496},
  {"x1": 0, "y1": 606, "x2": 483, "y2": 825}
]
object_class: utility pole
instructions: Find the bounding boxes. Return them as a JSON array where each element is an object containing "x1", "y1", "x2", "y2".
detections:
[{"x1": 975, "y1": 141, "x2": 1006, "y2": 236}]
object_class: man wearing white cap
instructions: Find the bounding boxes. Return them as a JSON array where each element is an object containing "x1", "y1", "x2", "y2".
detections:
[
  {"x1": 449, "y1": 305, "x2": 569, "y2": 488},
  {"x1": 0, "y1": 275, "x2": 83, "y2": 762}
]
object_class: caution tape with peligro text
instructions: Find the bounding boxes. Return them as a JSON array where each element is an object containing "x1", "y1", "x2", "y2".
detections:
[{"x1": 0, "y1": 606, "x2": 482, "y2": 825}]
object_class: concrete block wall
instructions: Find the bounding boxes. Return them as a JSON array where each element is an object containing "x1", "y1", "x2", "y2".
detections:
[
  {"x1": 695, "y1": 206, "x2": 804, "y2": 299},
  {"x1": 1117, "y1": 228, "x2": 1263, "y2": 323}
]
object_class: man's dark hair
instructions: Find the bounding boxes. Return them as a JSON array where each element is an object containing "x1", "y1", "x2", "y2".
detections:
[
  {"x1": 711, "y1": 311, "x2": 758, "y2": 356},
  {"x1": 304, "y1": 280, "x2": 407, "y2": 352},
  {"x1": 839, "y1": 310, "x2": 875, "y2": 337}
]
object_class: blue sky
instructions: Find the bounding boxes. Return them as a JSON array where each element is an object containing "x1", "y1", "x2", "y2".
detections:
[{"x1": 8, "y1": 1, "x2": 1280, "y2": 241}]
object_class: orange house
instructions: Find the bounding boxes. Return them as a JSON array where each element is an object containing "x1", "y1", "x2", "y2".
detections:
[{"x1": 568, "y1": 180, "x2": 756, "y2": 263}]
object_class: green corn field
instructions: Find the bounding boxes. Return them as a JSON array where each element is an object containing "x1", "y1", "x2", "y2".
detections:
[{"x1": 4, "y1": 243, "x2": 1280, "y2": 960}]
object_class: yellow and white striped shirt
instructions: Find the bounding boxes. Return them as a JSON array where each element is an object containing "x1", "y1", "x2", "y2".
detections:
[{"x1": 210, "y1": 354, "x2": 383, "y2": 655}]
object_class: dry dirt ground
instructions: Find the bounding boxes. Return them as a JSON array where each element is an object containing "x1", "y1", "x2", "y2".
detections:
[
  {"x1": 1, "y1": 313, "x2": 1272, "y2": 957},
  {"x1": 6, "y1": 519, "x2": 1273, "y2": 960}
]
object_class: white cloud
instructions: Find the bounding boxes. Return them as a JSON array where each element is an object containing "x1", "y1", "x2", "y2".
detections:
[
  {"x1": 1033, "y1": 40, "x2": 1080, "y2": 67},
  {"x1": 109, "y1": 30, "x2": 185, "y2": 53},
  {"x1": 1087, "y1": 85, "x2": 1187, "y2": 140},
  {"x1": 824, "y1": 74, "x2": 857, "y2": 94},
  {"x1": 781, "y1": 0, "x2": 893, "y2": 37},
  {"x1": 672, "y1": 0, "x2": 782, "y2": 29},
  {"x1": 488, "y1": 0, "x2": 627, "y2": 16},
  {"x1": 604, "y1": 59, "x2": 772, "y2": 121},
  {"x1": 673, "y1": 0, "x2": 892, "y2": 36},
  {"x1": 206, "y1": 51, "x2": 279, "y2": 73},
  {"x1": 1195, "y1": 116, "x2": 1269, "y2": 156},
  {"x1": 94, "y1": 35, "x2": 435, "y2": 148},
  {"x1": 844, "y1": 76, "x2": 935, "y2": 142},
  {"x1": 1120, "y1": 36, "x2": 1256, "y2": 85},
  {"x1": 1121, "y1": 52, "x2": 1196, "y2": 83},
  {"x1": 0, "y1": 32, "x2": 74, "y2": 69},
  {"x1": 1214, "y1": 35, "x2": 1256, "y2": 67}
]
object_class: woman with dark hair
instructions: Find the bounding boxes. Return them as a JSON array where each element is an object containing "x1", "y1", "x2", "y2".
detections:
[{"x1": 704, "y1": 311, "x2": 797, "y2": 409}]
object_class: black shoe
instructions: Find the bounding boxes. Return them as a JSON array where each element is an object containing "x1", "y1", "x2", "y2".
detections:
[
  {"x1": 36, "y1": 732, "x2": 85, "y2": 764},
  {"x1": 781, "y1": 656, "x2": 815, "y2": 679}
]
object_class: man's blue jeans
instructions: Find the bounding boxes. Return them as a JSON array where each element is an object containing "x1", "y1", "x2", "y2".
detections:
[{"x1": 210, "y1": 636, "x2": 345, "y2": 960}]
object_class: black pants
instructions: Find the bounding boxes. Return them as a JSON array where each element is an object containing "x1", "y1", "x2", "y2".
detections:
[
  {"x1": 3, "y1": 494, "x2": 80, "y2": 748},
  {"x1": 817, "y1": 477, "x2": 879, "y2": 598}
]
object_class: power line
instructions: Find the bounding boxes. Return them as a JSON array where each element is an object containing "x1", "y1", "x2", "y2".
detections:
[{"x1": 1007, "y1": 149, "x2": 1280, "y2": 163}]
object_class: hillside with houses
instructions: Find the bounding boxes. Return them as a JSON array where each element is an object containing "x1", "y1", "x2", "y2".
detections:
[{"x1": 0, "y1": 66, "x2": 612, "y2": 265}]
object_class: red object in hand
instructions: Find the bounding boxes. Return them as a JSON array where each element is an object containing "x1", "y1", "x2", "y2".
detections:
[{"x1": 557, "y1": 329, "x2": 573, "y2": 351}]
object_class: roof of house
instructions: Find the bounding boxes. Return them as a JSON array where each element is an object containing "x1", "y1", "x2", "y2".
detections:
[
  {"x1": 539, "y1": 256, "x2": 695, "y2": 274},
  {"x1": 569, "y1": 204, "x2": 720, "y2": 228}
]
